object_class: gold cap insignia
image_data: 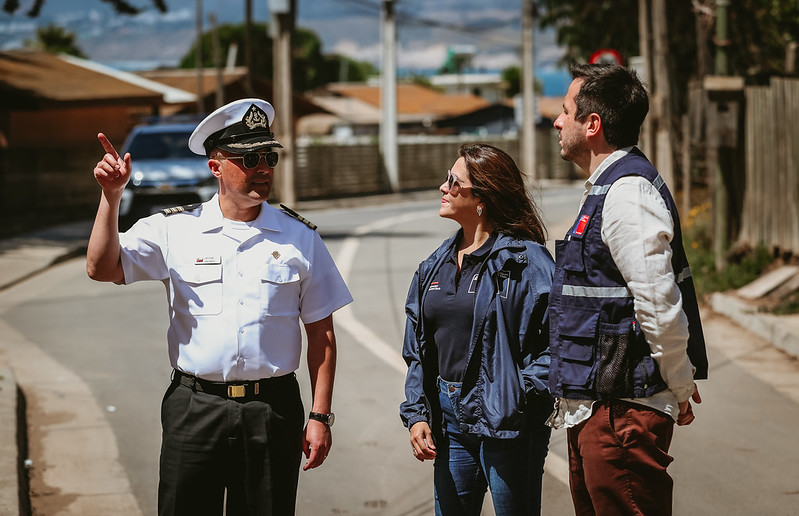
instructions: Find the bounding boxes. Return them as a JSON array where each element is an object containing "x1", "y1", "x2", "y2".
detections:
[{"x1": 243, "y1": 104, "x2": 269, "y2": 131}]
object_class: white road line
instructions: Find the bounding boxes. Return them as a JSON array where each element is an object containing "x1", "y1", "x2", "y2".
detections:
[{"x1": 334, "y1": 211, "x2": 433, "y2": 375}]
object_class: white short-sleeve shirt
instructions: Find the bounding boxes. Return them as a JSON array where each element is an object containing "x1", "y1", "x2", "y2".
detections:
[{"x1": 119, "y1": 195, "x2": 353, "y2": 381}]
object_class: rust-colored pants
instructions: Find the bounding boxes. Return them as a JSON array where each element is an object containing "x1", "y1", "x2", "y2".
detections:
[{"x1": 567, "y1": 400, "x2": 675, "y2": 516}]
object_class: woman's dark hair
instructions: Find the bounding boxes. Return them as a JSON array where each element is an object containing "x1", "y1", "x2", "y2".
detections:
[
  {"x1": 570, "y1": 64, "x2": 649, "y2": 148},
  {"x1": 459, "y1": 143, "x2": 547, "y2": 245}
]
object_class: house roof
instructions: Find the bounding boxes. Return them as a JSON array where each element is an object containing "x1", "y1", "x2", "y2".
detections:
[
  {"x1": 139, "y1": 67, "x2": 329, "y2": 118},
  {"x1": 309, "y1": 95, "x2": 380, "y2": 124},
  {"x1": 0, "y1": 49, "x2": 194, "y2": 109},
  {"x1": 537, "y1": 96, "x2": 564, "y2": 120},
  {"x1": 430, "y1": 73, "x2": 505, "y2": 89},
  {"x1": 138, "y1": 67, "x2": 249, "y2": 97},
  {"x1": 325, "y1": 82, "x2": 490, "y2": 121}
]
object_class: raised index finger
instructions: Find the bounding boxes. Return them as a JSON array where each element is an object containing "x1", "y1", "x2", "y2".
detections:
[{"x1": 97, "y1": 132, "x2": 119, "y2": 159}]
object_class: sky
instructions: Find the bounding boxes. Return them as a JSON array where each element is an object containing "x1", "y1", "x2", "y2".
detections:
[{"x1": 0, "y1": 0, "x2": 568, "y2": 86}]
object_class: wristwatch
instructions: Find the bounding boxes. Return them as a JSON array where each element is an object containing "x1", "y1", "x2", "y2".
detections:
[{"x1": 309, "y1": 411, "x2": 335, "y2": 427}]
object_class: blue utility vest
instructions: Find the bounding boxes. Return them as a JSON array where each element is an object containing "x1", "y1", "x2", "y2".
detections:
[{"x1": 549, "y1": 149, "x2": 708, "y2": 400}]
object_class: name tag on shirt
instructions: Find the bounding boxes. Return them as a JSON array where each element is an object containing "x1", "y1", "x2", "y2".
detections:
[{"x1": 195, "y1": 256, "x2": 222, "y2": 265}]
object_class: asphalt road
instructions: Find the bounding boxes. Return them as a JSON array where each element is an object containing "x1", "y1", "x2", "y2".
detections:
[{"x1": 2, "y1": 185, "x2": 799, "y2": 515}]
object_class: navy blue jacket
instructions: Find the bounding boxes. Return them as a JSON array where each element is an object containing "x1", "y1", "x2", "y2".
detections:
[
  {"x1": 548, "y1": 149, "x2": 708, "y2": 400},
  {"x1": 400, "y1": 231, "x2": 554, "y2": 439}
]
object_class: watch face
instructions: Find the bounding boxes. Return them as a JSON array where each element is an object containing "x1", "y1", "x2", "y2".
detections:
[{"x1": 310, "y1": 411, "x2": 335, "y2": 427}]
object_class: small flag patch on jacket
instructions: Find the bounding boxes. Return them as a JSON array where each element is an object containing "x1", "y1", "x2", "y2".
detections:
[{"x1": 574, "y1": 215, "x2": 590, "y2": 236}]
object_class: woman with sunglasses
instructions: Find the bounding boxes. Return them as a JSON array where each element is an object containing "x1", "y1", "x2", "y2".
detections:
[{"x1": 400, "y1": 143, "x2": 554, "y2": 516}]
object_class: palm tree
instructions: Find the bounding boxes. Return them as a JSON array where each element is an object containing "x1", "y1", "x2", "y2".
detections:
[
  {"x1": 2, "y1": 0, "x2": 167, "y2": 17},
  {"x1": 26, "y1": 25, "x2": 87, "y2": 57}
]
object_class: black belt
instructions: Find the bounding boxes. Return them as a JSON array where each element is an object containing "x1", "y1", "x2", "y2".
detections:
[{"x1": 173, "y1": 369, "x2": 295, "y2": 400}]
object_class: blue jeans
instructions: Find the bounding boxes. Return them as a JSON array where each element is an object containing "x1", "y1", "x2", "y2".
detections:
[{"x1": 434, "y1": 377, "x2": 550, "y2": 516}]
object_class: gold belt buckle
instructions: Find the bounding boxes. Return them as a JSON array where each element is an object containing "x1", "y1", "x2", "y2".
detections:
[{"x1": 228, "y1": 385, "x2": 246, "y2": 398}]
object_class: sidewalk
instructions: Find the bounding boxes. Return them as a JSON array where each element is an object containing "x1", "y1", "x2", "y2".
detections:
[{"x1": 2, "y1": 196, "x2": 799, "y2": 513}]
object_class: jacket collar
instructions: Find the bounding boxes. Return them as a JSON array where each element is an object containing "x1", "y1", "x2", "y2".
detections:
[{"x1": 422, "y1": 230, "x2": 526, "y2": 276}]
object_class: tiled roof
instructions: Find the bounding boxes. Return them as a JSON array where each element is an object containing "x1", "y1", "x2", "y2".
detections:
[
  {"x1": 326, "y1": 82, "x2": 490, "y2": 118},
  {"x1": 139, "y1": 68, "x2": 329, "y2": 117},
  {"x1": 138, "y1": 67, "x2": 248, "y2": 96},
  {"x1": 0, "y1": 49, "x2": 188, "y2": 106}
]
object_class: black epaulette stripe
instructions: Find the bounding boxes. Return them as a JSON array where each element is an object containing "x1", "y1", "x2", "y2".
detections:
[
  {"x1": 161, "y1": 203, "x2": 202, "y2": 215},
  {"x1": 279, "y1": 204, "x2": 317, "y2": 231}
]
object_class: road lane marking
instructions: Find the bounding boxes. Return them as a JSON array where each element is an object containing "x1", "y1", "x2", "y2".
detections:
[{"x1": 334, "y1": 211, "x2": 431, "y2": 375}]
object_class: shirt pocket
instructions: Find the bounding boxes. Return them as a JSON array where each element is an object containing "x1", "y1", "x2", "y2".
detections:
[
  {"x1": 556, "y1": 308, "x2": 599, "y2": 389},
  {"x1": 173, "y1": 263, "x2": 223, "y2": 315},
  {"x1": 260, "y1": 263, "x2": 301, "y2": 317}
]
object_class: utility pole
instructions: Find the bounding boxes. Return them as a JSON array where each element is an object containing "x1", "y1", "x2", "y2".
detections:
[
  {"x1": 637, "y1": 0, "x2": 653, "y2": 157},
  {"x1": 210, "y1": 13, "x2": 224, "y2": 110},
  {"x1": 271, "y1": 0, "x2": 296, "y2": 205},
  {"x1": 244, "y1": 0, "x2": 255, "y2": 96},
  {"x1": 194, "y1": 0, "x2": 204, "y2": 113},
  {"x1": 380, "y1": 0, "x2": 399, "y2": 192},
  {"x1": 713, "y1": 0, "x2": 730, "y2": 271},
  {"x1": 521, "y1": 0, "x2": 537, "y2": 183},
  {"x1": 651, "y1": 0, "x2": 673, "y2": 188}
]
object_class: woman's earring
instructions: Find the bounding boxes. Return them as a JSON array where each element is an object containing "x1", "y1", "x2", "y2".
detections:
[{"x1": 477, "y1": 205, "x2": 483, "y2": 216}]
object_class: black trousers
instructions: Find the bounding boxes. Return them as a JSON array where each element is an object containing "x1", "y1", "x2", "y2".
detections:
[{"x1": 157, "y1": 374, "x2": 304, "y2": 516}]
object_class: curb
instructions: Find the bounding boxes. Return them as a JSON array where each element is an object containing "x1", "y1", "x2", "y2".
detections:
[
  {"x1": 0, "y1": 367, "x2": 23, "y2": 515},
  {"x1": 709, "y1": 292, "x2": 799, "y2": 359}
]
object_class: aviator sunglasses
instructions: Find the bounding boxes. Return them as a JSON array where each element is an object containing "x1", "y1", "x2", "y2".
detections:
[
  {"x1": 444, "y1": 169, "x2": 473, "y2": 193},
  {"x1": 218, "y1": 150, "x2": 279, "y2": 169}
]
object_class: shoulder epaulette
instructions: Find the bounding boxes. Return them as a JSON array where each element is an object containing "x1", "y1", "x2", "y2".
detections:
[
  {"x1": 161, "y1": 203, "x2": 202, "y2": 215},
  {"x1": 279, "y1": 204, "x2": 317, "y2": 231}
]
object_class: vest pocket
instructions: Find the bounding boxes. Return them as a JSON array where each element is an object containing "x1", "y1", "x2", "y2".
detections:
[
  {"x1": 556, "y1": 309, "x2": 599, "y2": 389},
  {"x1": 596, "y1": 319, "x2": 637, "y2": 397},
  {"x1": 558, "y1": 235, "x2": 586, "y2": 273}
]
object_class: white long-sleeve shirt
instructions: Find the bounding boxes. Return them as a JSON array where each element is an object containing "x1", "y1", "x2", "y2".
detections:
[{"x1": 549, "y1": 148, "x2": 696, "y2": 429}]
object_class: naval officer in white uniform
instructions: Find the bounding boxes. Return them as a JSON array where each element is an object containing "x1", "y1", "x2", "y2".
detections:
[{"x1": 87, "y1": 98, "x2": 352, "y2": 516}]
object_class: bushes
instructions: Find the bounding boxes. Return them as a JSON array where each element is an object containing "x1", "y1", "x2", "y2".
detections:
[{"x1": 683, "y1": 202, "x2": 774, "y2": 299}]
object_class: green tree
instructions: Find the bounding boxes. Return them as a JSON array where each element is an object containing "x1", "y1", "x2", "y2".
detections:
[
  {"x1": 24, "y1": 25, "x2": 86, "y2": 57},
  {"x1": 501, "y1": 66, "x2": 543, "y2": 98},
  {"x1": 180, "y1": 23, "x2": 376, "y2": 91},
  {"x1": 537, "y1": 0, "x2": 798, "y2": 85},
  {"x1": 2, "y1": 0, "x2": 167, "y2": 17}
]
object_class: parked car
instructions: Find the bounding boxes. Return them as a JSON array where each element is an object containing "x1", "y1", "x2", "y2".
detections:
[{"x1": 119, "y1": 120, "x2": 216, "y2": 226}]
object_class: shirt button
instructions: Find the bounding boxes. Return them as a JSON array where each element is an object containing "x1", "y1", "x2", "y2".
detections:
[
  {"x1": 239, "y1": 299, "x2": 244, "y2": 305},
  {"x1": 239, "y1": 272, "x2": 244, "y2": 277},
  {"x1": 239, "y1": 328, "x2": 245, "y2": 334}
]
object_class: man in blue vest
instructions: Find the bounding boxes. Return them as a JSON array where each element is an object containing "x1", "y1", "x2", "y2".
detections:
[{"x1": 547, "y1": 64, "x2": 708, "y2": 515}]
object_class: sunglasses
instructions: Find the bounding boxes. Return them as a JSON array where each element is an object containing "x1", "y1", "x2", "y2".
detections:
[
  {"x1": 218, "y1": 151, "x2": 279, "y2": 169},
  {"x1": 444, "y1": 170, "x2": 473, "y2": 193}
]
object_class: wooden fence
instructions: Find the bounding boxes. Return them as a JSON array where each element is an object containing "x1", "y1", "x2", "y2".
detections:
[
  {"x1": 294, "y1": 129, "x2": 577, "y2": 201},
  {"x1": 739, "y1": 77, "x2": 799, "y2": 254}
]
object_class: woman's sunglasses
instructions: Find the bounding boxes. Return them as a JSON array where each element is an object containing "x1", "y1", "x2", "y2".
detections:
[
  {"x1": 444, "y1": 170, "x2": 473, "y2": 193},
  {"x1": 218, "y1": 151, "x2": 279, "y2": 169}
]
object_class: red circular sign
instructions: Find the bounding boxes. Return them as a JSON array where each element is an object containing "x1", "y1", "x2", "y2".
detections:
[{"x1": 589, "y1": 49, "x2": 623, "y2": 65}]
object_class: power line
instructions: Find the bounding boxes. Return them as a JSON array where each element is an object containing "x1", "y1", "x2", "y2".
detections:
[{"x1": 318, "y1": 0, "x2": 521, "y2": 48}]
